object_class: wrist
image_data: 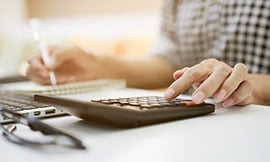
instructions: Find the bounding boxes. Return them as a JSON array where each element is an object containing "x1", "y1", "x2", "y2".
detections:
[
  {"x1": 94, "y1": 54, "x2": 123, "y2": 79},
  {"x1": 247, "y1": 74, "x2": 270, "y2": 105}
]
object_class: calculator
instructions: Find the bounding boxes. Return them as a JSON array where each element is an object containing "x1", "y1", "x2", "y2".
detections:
[{"x1": 34, "y1": 95, "x2": 215, "y2": 128}]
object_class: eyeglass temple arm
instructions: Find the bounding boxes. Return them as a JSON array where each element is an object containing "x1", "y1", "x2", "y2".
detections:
[
  {"x1": 28, "y1": 117, "x2": 86, "y2": 150},
  {"x1": 0, "y1": 107, "x2": 86, "y2": 150}
]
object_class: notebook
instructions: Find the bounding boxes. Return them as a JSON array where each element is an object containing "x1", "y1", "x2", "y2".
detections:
[{"x1": 0, "y1": 79, "x2": 126, "y2": 95}]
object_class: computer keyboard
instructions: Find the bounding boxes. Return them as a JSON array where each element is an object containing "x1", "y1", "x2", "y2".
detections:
[
  {"x1": 35, "y1": 95, "x2": 215, "y2": 128},
  {"x1": 0, "y1": 92, "x2": 66, "y2": 123},
  {"x1": 0, "y1": 93, "x2": 48, "y2": 111}
]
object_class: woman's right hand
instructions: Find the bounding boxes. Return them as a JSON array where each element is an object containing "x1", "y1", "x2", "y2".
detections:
[{"x1": 27, "y1": 46, "x2": 106, "y2": 85}]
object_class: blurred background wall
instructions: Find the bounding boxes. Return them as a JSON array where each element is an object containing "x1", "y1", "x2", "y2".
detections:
[
  {"x1": 0, "y1": 0, "x2": 162, "y2": 77},
  {"x1": 27, "y1": 0, "x2": 161, "y2": 18}
]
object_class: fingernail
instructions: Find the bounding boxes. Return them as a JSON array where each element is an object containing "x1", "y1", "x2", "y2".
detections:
[
  {"x1": 223, "y1": 99, "x2": 234, "y2": 108},
  {"x1": 164, "y1": 88, "x2": 175, "y2": 99},
  {"x1": 192, "y1": 91, "x2": 205, "y2": 104},
  {"x1": 215, "y1": 89, "x2": 227, "y2": 103}
]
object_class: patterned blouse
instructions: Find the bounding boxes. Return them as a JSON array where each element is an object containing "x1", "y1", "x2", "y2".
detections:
[{"x1": 151, "y1": 0, "x2": 270, "y2": 73}]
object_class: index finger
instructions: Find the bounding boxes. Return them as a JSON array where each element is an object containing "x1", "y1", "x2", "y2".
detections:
[
  {"x1": 27, "y1": 53, "x2": 48, "y2": 76},
  {"x1": 164, "y1": 65, "x2": 211, "y2": 100}
]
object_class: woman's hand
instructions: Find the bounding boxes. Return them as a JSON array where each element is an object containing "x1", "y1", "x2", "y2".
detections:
[
  {"x1": 164, "y1": 58, "x2": 254, "y2": 107},
  {"x1": 27, "y1": 46, "x2": 105, "y2": 85}
]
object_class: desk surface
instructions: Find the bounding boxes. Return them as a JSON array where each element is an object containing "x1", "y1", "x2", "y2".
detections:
[{"x1": 1, "y1": 88, "x2": 270, "y2": 162}]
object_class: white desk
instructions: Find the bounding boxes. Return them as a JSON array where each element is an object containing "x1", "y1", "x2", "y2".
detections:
[{"x1": 1, "y1": 88, "x2": 270, "y2": 162}]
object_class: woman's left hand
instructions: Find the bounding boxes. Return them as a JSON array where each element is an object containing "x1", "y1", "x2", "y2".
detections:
[{"x1": 164, "y1": 58, "x2": 254, "y2": 107}]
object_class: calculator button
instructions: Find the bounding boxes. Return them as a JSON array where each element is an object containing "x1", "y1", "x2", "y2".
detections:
[
  {"x1": 140, "y1": 104, "x2": 155, "y2": 109},
  {"x1": 179, "y1": 101, "x2": 198, "y2": 106},
  {"x1": 122, "y1": 105, "x2": 140, "y2": 110},
  {"x1": 91, "y1": 96, "x2": 203, "y2": 110},
  {"x1": 127, "y1": 102, "x2": 139, "y2": 106},
  {"x1": 118, "y1": 98, "x2": 129, "y2": 104}
]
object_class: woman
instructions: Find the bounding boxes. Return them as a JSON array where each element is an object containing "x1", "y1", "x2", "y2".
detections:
[{"x1": 27, "y1": 0, "x2": 270, "y2": 107}]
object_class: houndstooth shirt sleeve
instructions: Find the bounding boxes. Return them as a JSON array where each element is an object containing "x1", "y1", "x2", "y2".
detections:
[{"x1": 150, "y1": 0, "x2": 270, "y2": 74}]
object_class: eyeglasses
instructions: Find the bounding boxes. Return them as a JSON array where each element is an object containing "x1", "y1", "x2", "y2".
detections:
[{"x1": 0, "y1": 107, "x2": 86, "y2": 150}]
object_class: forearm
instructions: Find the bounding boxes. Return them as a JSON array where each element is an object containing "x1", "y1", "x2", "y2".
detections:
[
  {"x1": 97, "y1": 55, "x2": 176, "y2": 89},
  {"x1": 247, "y1": 74, "x2": 270, "y2": 105}
]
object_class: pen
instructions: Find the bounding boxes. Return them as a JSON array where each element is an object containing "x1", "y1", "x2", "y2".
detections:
[{"x1": 29, "y1": 18, "x2": 57, "y2": 85}]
